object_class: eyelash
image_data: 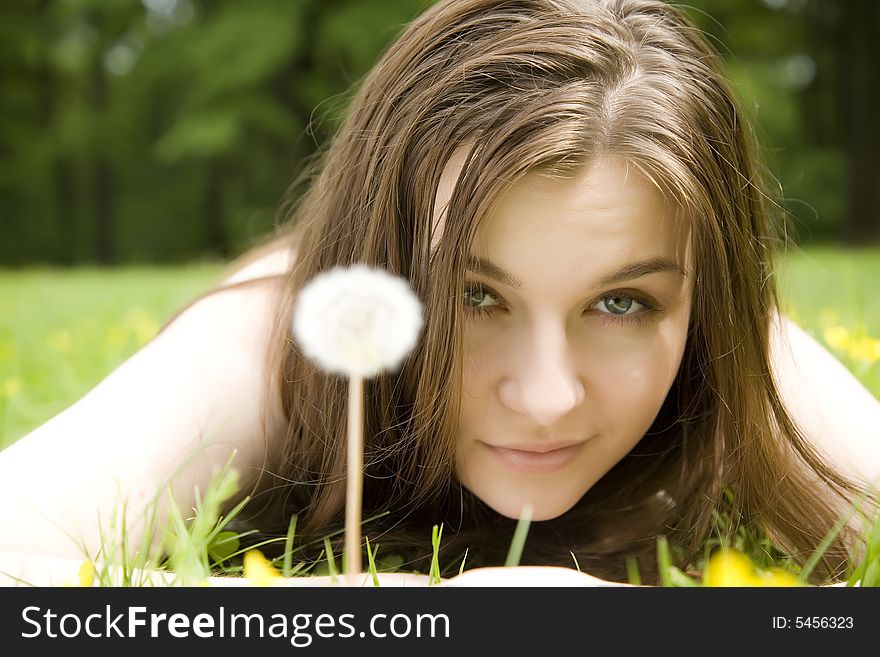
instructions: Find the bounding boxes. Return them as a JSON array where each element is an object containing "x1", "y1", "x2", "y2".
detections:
[{"x1": 462, "y1": 283, "x2": 657, "y2": 327}]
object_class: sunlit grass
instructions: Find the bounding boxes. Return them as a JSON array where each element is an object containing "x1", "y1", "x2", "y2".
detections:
[
  {"x1": 0, "y1": 264, "x2": 223, "y2": 448},
  {"x1": 777, "y1": 245, "x2": 880, "y2": 394}
]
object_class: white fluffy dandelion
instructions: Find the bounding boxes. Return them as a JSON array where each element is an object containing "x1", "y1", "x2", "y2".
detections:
[
  {"x1": 291, "y1": 264, "x2": 424, "y2": 585},
  {"x1": 292, "y1": 264, "x2": 424, "y2": 378}
]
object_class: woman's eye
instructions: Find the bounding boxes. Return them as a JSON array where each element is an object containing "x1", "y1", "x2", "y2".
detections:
[
  {"x1": 594, "y1": 295, "x2": 646, "y2": 316},
  {"x1": 463, "y1": 285, "x2": 499, "y2": 310}
]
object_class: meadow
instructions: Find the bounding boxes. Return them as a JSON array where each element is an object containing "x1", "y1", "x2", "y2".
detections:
[
  {"x1": 0, "y1": 263, "x2": 223, "y2": 448},
  {"x1": 1, "y1": 246, "x2": 878, "y2": 586}
]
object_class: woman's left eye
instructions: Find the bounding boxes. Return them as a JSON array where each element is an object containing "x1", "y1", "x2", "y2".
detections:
[{"x1": 593, "y1": 295, "x2": 645, "y2": 316}]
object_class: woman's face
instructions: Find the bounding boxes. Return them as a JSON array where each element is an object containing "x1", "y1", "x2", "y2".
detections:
[{"x1": 433, "y1": 155, "x2": 693, "y2": 521}]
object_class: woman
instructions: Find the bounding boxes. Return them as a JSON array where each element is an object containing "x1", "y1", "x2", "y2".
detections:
[{"x1": 2, "y1": 0, "x2": 878, "y2": 586}]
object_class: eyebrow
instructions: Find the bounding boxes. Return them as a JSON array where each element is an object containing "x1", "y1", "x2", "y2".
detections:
[{"x1": 465, "y1": 255, "x2": 686, "y2": 290}]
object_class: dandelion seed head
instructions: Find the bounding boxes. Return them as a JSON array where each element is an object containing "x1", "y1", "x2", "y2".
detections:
[{"x1": 292, "y1": 265, "x2": 424, "y2": 378}]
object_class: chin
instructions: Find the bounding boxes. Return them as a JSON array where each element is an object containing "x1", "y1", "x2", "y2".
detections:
[{"x1": 487, "y1": 495, "x2": 577, "y2": 522}]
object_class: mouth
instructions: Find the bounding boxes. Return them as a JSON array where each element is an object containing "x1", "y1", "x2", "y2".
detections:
[
  {"x1": 491, "y1": 439, "x2": 585, "y2": 454},
  {"x1": 482, "y1": 441, "x2": 587, "y2": 474}
]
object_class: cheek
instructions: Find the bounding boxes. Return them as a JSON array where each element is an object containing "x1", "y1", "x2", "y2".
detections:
[
  {"x1": 458, "y1": 329, "x2": 500, "y2": 398},
  {"x1": 589, "y1": 325, "x2": 687, "y2": 433},
  {"x1": 458, "y1": 347, "x2": 489, "y2": 429},
  {"x1": 456, "y1": 338, "x2": 505, "y2": 451}
]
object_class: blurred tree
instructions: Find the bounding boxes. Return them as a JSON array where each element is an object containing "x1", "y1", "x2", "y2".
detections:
[
  {"x1": 0, "y1": 0, "x2": 876, "y2": 265},
  {"x1": 685, "y1": 0, "x2": 879, "y2": 243},
  {"x1": 151, "y1": 0, "x2": 308, "y2": 257},
  {"x1": 817, "y1": 0, "x2": 880, "y2": 242},
  {"x1": 0, "y1": 0, "x2": 429, "y2": 265}
]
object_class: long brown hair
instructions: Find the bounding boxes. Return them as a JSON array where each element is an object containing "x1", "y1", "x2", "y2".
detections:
[{"x1": 225, "y1": 0, "x2": 876, "y2": 584}]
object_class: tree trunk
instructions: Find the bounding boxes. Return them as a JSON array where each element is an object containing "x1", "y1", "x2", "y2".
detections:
[
  {"x1": 204, "y1": 158, "x2": 228, "y2": 257},
  {"x1": 90, "y1": 26, "x2": 115, "y2": 264},
  {"x1": 53, "y1": 157, "x2": 77, "y2": 265},
  {"x1": 37, "y1": 38, "x2": 79, "y2": 265},
  {"x1": 836, "y1": 0, "x2": 880, "y2": 242}
]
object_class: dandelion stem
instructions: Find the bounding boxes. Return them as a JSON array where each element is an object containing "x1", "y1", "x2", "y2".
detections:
[{"x1": 345, "y1": 374, "x2": 364, "y2": 586}]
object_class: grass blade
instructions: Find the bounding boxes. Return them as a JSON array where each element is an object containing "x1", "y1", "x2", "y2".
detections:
[{"x1": 504, "y1": 504, "x2": 532, "y2": 567}]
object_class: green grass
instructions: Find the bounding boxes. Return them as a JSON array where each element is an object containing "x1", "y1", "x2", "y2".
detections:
[
  {"x1": 1, "y1": 245, "x2": 878, "y2": 585},
  {"x1": 0, "y1": 263, "x2": 224, "y2": 448},
  {"x1": 777, "y1": 245, "x2": 880, "y2": 395}
]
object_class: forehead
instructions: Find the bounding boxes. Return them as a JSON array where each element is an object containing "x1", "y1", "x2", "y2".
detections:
[
  {"x1": 430, "y1": 145, "x2": 472, "y2": 252},
  {"x1": 432, "y1": 152, "x2": 692, "y2": 270}
]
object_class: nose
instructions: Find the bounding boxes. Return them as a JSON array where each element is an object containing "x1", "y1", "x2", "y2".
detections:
[{"x1": 496, "y1": 320, "x2": 585, "y2": 426}]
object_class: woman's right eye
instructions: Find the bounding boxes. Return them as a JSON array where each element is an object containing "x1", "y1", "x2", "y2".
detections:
[{"x1": 463, "y1": 284, "x2": 501, "y2": 316}]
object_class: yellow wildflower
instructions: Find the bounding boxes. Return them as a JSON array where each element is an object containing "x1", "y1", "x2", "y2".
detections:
[
  {"x1": 243, "y1": 549, "x2": 282, "y2": 586},
  {"x1": 703, "y1": 549, "x2": 758, "y2": 586},
  {"x1": 849, "y1": 336, "x2": 879, "y2": 365},
  {"x1": 1, "y1": 376, "x2": 22, "y2": 399},
  {"x1": 125, "y1": 309, "x2": 159, "y2": 346},
  {"x1": 822, "y1": 326, "x2": 850, "y2": 352},
  {"x1": 47, "y1": 328, "x2": 72, "y2": 352},
  {"x1": 702, "y1": 549, "x2": 802, "y2": 587},
  {"x1": 105, "y1": 325, "x2": 127, "y2": 347},
  {"x1": 78, "y1": 561, "x2": 96, "y2": 587}
]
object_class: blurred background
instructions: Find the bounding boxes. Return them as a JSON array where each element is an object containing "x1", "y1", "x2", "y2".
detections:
[
  {"x1": 1, "y1": 0, "x2": 878, "y2": 265},
  {"x1": 1, "y1": 0, "x2": 878, "y2": 447}
]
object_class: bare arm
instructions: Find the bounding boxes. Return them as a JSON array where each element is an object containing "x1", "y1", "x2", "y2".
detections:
[
  {"x1": 0, "y1": 254, "x2": 292, "y2": 562},
  {"x1": 770, "y1": 310, "x2": 880, "y2": 492}
]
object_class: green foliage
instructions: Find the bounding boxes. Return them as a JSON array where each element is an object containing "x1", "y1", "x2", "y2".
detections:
[
  {"x1": 624, "y1": 554, "x2": 641, "y2": 586},
  {"x1": 849, "y1": 508, "x2": 880, "y2": 587},
  {"x1": 161, "y1": 455, "x2": 245, "y2": 584},
  {"x1": 655, "y1": 535, "x2": 700, "y2": 587},
  {"x1": 281, "y1": 513, "x2": 298, "y2": 578},
  {"x1": 777, "y1": 246, "x2": 880, "y2": 395},
  {"x1": 697, "y1": 486, "x2": 801, "y2": 576},
  {"x1": 3, "y1": 0, "x2": 875, "y2": 266},
  {"x1": 321, "y1": 537, "x2": 340, "y2": 583},
  {"x1": 76, "y1": 450, "x2": 250, "y2": 587},
  {"x1": 0, "y1": 264, "x2": 223, "y2": 449},
  {"x1": 429, "y1": 524, "x2": 443, "y2": 585},
  {"x1": 678, "y1": 0, "x2": 877, "y2": 243},
  {"x1": 0, "y1": 0, "x2": 428, "y2": 265},
  {"x1": 364, "y1": 536, "x2": 380, "y2": 587}
]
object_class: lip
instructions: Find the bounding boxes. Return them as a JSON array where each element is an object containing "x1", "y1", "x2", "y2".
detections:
[
  {"x1": 492, "y1": 439, "x2": 585, "y2": 454},
  {"x1": 483, "y1": 441, "x2": 586, "y2": 474}
]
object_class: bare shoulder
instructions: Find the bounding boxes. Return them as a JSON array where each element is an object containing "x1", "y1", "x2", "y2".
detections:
[
  {"x1": 133, "y1": 244, "x2": 300, "y2": 484},
  {"x1": 220, "y1": 244, "x2": 297, "y2": 286},
  {"x1": 769, "y1": 310, "x2": 880, "y2": 489},
  {"x1": 769, "y1": 310, "x2": 880, "y2": 552}
]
